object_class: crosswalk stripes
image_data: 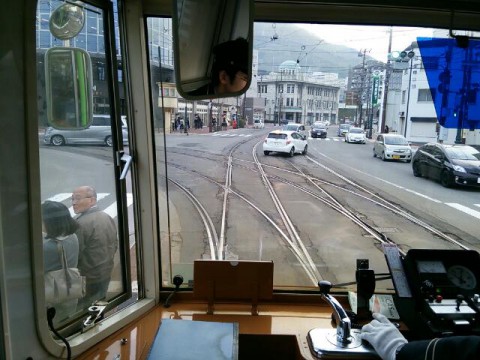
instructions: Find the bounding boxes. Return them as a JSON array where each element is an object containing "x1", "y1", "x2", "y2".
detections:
[
  {"x1": 208, "y1": 132, "x2": 342, "y2": 140},
  {"x1": 46, "y1": 192, "x2": 480, "y2": 221},
  {"x1": 45, "y1": 192, "x2": 132, "y2": 218},
  {"x1": 211, "y1": 133, "x2": 252, "y2": 137},
  {"x1": 308, "y1": 137, "x2": 342, "y2": 141}
]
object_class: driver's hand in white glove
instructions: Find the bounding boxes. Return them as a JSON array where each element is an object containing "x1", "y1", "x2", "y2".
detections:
[{"x1": 359, "y1": 312, "x2": 408, "y2": 360}]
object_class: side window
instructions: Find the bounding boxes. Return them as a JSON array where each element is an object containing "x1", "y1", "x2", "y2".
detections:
[
  {"x1": 36, "y1": 1, "x2": 136, "y2": 334},
  {"x1": 432, "y1": 147, "x2": 444, "y2": 159}
]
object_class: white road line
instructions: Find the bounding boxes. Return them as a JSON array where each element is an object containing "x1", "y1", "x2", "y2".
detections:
[
  {"x1": 64, "y1": 192, "x2": 109, "y2": 217},
  {"x1": 48, "y1": 193, "x2": 72, "y2": 202},
  {"x1": 103, "y1": 193, "x2": 134, "y2": 219},
  {"x1": 446, "y1": 203, "x2": 480, "y2": 220},
  {"x1": 44, "y1": 192, "x2": 125, "y2": 218}
]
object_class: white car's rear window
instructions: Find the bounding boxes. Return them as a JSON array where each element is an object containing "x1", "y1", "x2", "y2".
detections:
[{"x1": 268, "y1": 133, "x2": 288, "y2": 139}]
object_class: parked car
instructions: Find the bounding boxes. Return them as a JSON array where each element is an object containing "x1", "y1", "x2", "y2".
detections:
[
  {"x1": 282, "y1": 123, "x2": 307, "y2": 137},
  {"x1": 412, "y1": 143, "x2": 480, "y2": 188},
  {"x1": 263, "y1": 130, "x2": 308, "y2": 157},
  {"x1": 253, "y1": 119, "x2": 265, "y2": 129},
  {"x1": 44, "y1": 115, "x2": 128, "y2": 147},
  {"x1": 337, "y1": 123, "x2": 351, "y2": 137},
  {"x1": 373, "y1": 133, "x2": 412, "y2": 162},
  {"x1": 310, "y1": 123, "x2": 328, "y2": 138},
  {"x1": 345, "y1": 127, "x2": 366, "y2": 143}
]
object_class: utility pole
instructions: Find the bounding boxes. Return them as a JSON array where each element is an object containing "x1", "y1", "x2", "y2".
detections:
[
  {"x1": 357, "y1": 49, "x2": 370, "y2": 126},
  {"x1": 381, "y1": 27, "x2": 393, "y2": 133}
]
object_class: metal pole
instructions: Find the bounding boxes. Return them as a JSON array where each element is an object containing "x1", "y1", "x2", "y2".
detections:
[
  {"x1": 279, "y1": 90, "x2": 283, "y2": 125},
  {"x1": 403, "y1": 60, "x2": 413, "y2": 138},
  {"x1": 208, "y1": 100, "x2": 212, "y2": 132},
  {"x1": 456, "y1": 45, "x2": 471, "y2": 144},
  {"x1": 184, "y1": 100, "x2": 188, "y2": 134}
]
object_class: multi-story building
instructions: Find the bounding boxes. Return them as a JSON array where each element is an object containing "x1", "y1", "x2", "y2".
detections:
[
  {"x1": 348, "y1": 59, "x2": 386, "y2": 128},
  {"x1": 258, "y1": 61, "x2": 340, "y2": 125},
  {"x1": 389, "y1": 39, "x2": 479, "y2": 146}
]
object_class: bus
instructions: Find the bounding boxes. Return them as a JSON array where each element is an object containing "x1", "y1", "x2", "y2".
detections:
[{"x1": 2, "y1": 0, "x2": 480, "y2": 359}]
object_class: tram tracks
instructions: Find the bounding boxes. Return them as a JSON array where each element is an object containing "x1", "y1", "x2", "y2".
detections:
[
  {"x1": 165, "y1": 136, "x2": 470, "y2": 285},
  {"x1": 253, "y1": 155, "x2": 469, "y2": 253}
]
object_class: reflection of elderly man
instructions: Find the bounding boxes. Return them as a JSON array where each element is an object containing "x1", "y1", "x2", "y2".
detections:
[{"x1": 72, "y1": 186, "x2": 118, "y2": 308}]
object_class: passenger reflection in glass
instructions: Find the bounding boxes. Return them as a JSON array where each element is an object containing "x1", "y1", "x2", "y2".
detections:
[
  {"x1": 42, "y1": 201, "x2": 80, "y2": 324},
  {"x1": 72, "y1": 186, "x2": 118, "y2": 309},
  {"x1": 191, "y1": 38, "x2": 249, "y2": 96}
]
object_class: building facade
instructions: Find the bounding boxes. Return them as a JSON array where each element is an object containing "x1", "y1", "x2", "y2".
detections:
[{"x1": 258, "y1": 61, "x2": 340, "y2": 125}]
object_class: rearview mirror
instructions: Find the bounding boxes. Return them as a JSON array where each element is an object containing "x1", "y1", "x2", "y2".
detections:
[
  {"x1": 172, "y1": 0, "x2": 253, "y2": 100},
  {"x1": 45, "y1": 47, "x2": 93, "y2": 129}
]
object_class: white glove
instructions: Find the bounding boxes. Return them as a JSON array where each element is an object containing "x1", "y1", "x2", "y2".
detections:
[{"x1": 360, "y1": 312, "x2": 408, "y2": 360}]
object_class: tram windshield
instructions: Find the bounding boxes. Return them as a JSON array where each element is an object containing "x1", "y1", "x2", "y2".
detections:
[{"x1": 150, "y1": 21, "x2": 480, "y2": 292}]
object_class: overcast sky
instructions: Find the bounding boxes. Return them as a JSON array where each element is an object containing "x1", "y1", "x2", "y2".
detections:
[{"x1": 296, "y1": 24, "x2": 436, "y2": 62}]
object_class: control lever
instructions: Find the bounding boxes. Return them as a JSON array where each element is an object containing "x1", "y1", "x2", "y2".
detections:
[
  {"x1": 307, "y1": 280, "x2": 379, "y2": 359},
  {"x1": 318, "y1": 280, "x2": 352, "y2": 343}
]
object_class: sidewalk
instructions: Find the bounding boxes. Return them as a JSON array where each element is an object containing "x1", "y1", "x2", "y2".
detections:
[{"x1": 168, "y1": 125, "x2": 236, "y2": 135}]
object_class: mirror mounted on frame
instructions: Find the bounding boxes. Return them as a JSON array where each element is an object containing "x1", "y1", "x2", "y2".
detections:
[
  {"x1": 45, "y1": 47, "x2": 93, "y2": 129},
  {"x1": 172, "y1": 0, "x2": 254, "y2": 100}
]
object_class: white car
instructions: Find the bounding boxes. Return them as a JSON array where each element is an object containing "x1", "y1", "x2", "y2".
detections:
[
  {"x1": 345, "y1": 127, "x2": 366, "y2": 143},
  {"x1": 263, "y1": 130, "x2": 308, "y2": 157},
  {"x1": 253, "y1": 119, "x2": 265, "y2": 129}
]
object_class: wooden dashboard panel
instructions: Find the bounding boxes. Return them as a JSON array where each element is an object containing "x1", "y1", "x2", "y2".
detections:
[{"x1": 77, "y1": 300, "x2": 340, "y2": 360}]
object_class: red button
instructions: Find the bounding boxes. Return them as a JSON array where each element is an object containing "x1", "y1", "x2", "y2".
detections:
[{"x1": 435, "y1": 295, "x2": 443, "y2": 303}]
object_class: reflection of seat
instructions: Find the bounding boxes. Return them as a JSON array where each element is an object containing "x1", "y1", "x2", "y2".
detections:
[{"x1": 193, "y1": 260, "x2": 274, "y2": 315}]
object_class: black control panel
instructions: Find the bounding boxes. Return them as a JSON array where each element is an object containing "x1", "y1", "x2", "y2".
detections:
[{"x1": 397, "y1": 249, "x2": 480, "y2": 338}]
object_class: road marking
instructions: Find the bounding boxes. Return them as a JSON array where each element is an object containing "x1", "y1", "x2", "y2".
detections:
[
  {"x1": 103, "y1": 193, "x2": 134, "y2": 218},
  {"x1": 308, "y1": 137, "x2": 339, "y2": 141},
  {"x1": 446, "y1": 203, "x2": 480, "y2": 220},
  {"x1": 45, "y1": 192, "x2": 129, "y2": 218}
]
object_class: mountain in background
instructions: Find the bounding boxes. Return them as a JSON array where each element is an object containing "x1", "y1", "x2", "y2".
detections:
[{"x1": 253, "y1": 23, "x2": 378, "y2": 79}]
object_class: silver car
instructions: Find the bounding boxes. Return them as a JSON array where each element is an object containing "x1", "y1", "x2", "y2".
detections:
[
  {"x1": 282, "y1": 123, "x2": 307, "y2": 137},
  {"x1": 373, "y1": 133, "x2": 412, "y2": 162},
  {"x1": 44, "y1": 115, "x2": 128, "y2": 147}
]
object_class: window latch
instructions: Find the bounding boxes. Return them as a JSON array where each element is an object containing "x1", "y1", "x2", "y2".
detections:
[{"x1": 82, "y1": 303, "x2": 107, "y2": 331}]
